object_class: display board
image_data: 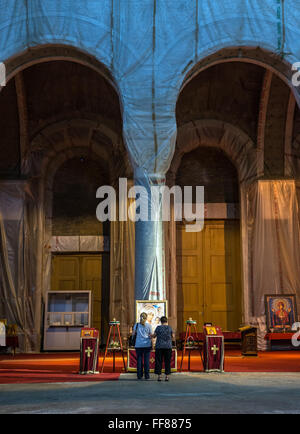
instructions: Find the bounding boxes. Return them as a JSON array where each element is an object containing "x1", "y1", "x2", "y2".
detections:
[{"x1": 43, "y1": 291, "x2": 92, "y2": 351}]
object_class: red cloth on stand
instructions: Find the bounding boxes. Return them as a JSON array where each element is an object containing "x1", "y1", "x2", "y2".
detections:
[
  {"x1": 6, "y1": 336, "x2": 18, "y2": 349},
  {"x1": 203, "y1": 327, "x2": 224, "y2": 372},
  {"x1": 79, "y1": 337, "x2": 99, "y2": 374},
  {"x1": 179, "y1": 332, "x2": 241, "y2": 341},
  {"x1": 265, "y1": 333, "x2": 294, "y2": 340},
  {"x1": 127, "y1": 348, "x2": 177, "y2": 372}
]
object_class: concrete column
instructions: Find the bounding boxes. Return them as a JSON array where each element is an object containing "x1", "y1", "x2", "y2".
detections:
[{"x1": 134, "y1": 169, "x2": 166, "y2": 301}]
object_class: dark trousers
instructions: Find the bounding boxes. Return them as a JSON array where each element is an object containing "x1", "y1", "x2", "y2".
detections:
[
  {"x1": 155, "y1": 348, "x2": 172, "y2": 375},
  {"x1": 135, "y1": 347, "x2": 151, "y2": 379}
]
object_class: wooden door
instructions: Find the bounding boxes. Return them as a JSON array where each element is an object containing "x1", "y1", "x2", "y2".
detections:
[
  {"x1": 204, "y1": 221, "x2": 242, "y2": 330},
  {"x1": 51, "y1": 255, "x2": 102, "y2": 330},
  {"x1": 80, "y1": 256, "x2": 102, "y2": 332},
  {"x1": 51, "y1": 256, "x2": 80, "y2": 290},
  {"x1": 176, "y1": 220, "x2": 242, "y2": 332},
  {"x1": 176, "y1": 227, "x2": 204, "y2": 334}
]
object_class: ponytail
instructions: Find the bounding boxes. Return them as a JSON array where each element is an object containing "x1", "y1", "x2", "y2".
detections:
[{"x1": 140, "y1": 312, "x2": 147, "y2": 325}]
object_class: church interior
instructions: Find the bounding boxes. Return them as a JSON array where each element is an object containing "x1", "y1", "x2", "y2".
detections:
[{"x1": 0, "y1": 0, "x2": 300, "y2": 415}]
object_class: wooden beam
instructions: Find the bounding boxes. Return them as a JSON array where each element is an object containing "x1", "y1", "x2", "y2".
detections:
[
  {"x1": 15, "y1": 72, "x2": 29, "y2": 174},
  {"x1": 284, "y1": 91, "x2": 296, "y2": 177},
  {"x1": 257, "y1": 70, "x2": 273, "y2": 177}
]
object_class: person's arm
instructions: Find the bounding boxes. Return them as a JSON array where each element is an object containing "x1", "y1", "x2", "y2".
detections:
[
  {"x1": 151, "y1": 325, "x2": 158, "y2": 338},
  {"x1": 132, "y1": 323, "x2": 137, "y2": 335},
  {"x1": 170, "y1": 327, "x2": 175, "y2": 344},
  {"x1": 148, "y1": 325, "x2": 155, "y2": 339}
]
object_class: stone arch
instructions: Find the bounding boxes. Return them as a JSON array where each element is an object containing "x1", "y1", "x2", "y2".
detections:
[
  {"x1": 4, "y1": 44, "x2": 118, "y2": 92},
  {"x1": 289, "y1": 133, "x2": 300, "y2": 179},
  {"x1": 166, "y1": 119, "x2": 257, "y2": 332},
  {"x1": 42, "y1": 143, "x2": 111, "y2": 264},
  {"x1": 168, "y1": 119, "x2": 259, "y2": 185},
  {"x1": 176, "y1": 47, "x2": 300, "y2": 109},
  {"x1": 23, "y1": 118, "x2": 131, "y2": 181},
  {"x1": 25, "y1": 117, "x2": 130, "y2": 254},
  {"x1": 174, "y1": 49, "x2": 300, "y2": 183},
  {"x1": 1, "y1": 45, "x2": 133, "y2": 183},
  {"x1": 26, "y1": 118, "x2": 131, "y2": 346}
]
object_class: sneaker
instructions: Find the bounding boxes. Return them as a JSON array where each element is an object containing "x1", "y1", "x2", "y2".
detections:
[{"x1": 165, "y1": 376, "x2": 169, "y2": 381}]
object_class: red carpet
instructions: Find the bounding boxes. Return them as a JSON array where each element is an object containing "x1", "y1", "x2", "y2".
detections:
[
  {"x1": 0, "y1": 369, "x2": 119, "y2": 384},
  {"x1": 179, "y1": 350, "x2": 300, "y2": 373},
  {"x1": 0, "y1": 353, "x2": 121, "y2": 384},
  {"x1": 0, "y1": 350, "x2": 300, "y2": 383}
]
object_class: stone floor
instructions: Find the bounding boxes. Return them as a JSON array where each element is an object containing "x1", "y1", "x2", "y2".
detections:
[{"x1": 1, "y1": 372, "x2": 300, "y2": 414}]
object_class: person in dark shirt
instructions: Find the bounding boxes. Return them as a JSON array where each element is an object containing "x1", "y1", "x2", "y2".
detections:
[{"x1": 153, "y1": 316, "x2": 174, "y2": 381}]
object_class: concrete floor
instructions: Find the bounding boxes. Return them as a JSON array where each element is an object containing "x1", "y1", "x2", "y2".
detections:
[{"x1": 0, "y1": 372, "x2": 300, "y2": 414}]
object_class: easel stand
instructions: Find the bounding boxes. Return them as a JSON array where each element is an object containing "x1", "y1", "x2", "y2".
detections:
[
  {"x1": 180, "y1": 319, "x2": 203, "y2": 372},
  {"x1": 101, "y1": 319, "x2": 126, "y2": 373}
]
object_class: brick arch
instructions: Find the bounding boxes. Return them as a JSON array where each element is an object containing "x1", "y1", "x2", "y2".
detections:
[
  {"x1": 1, "y1": 45, "x2": 132, "y2": 181},
  {"x1": 26, "y1": 117, "x2": 130, "y2": 297},
  {"x1": 177, "y1": 47, "x2": 300, "y2": 109},
  {"x1": 168, "y1": 119, "x2": 259, "y2": 185},
  {"x1": 43, "y1": 145, "x2": 111, "y2": 239},
  {"x1": 4, "y1": 44, "x2": 118, "y2": 93},
  {"x1": 23, "y1": 118, "x2": 130, "y2": 181},
  {"x1": 36, "y1": 131, "x2": 118, "y2": 295},
  {"x1": 165, "y1": 119, "x2": 258, "y2": 337},
  {"x1": 289, "y1": 133, "x2": 300, "y2": 179}
]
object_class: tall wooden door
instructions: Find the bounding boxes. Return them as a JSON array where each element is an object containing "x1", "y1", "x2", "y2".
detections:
[
  {"x1": 176, "y1": 220, "x2": 242, "y2": 332},
  {"x1": 176, "y1": 228, "x2": 204, "y2": 333},
  {"x1": 51, "y1": 254, "x2": 102, "y2": 331}
]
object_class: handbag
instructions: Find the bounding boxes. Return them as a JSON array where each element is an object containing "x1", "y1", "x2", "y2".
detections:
[{"x1": 129, "y1": 323, "x2": 138, "y2": 347}]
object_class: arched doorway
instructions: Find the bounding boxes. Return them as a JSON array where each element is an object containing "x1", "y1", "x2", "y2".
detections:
[
  {"x1": 50, "y1": 156, "x2": 110, "y2": 342},
  {"x1": 0, "y1": 49, "x2": 132, "y2": 351},
  {"x1": 167, "y1": 55, "x2": 300, "y2": 338},
  {"x1": 168, "y1": 60, "x2": 265, "y2": 335}
]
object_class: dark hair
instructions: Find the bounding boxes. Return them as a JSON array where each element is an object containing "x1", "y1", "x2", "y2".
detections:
[
  {"x1": 161, "y1": 316, "x2": 168, "y2": 324},
  {"x1": 140, "y1": 312, "x2": 147, "y2": 325}
]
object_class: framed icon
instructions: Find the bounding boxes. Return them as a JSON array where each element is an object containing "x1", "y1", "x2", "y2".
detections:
[
  {"x1": 265, "y1": 294, "x2": 297, "y2": 332},
  {"x1": 135, "y1": 300, "x2": 168, "y2": 329}
]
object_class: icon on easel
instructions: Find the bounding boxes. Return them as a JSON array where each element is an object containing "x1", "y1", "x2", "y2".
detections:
[{"x1": 180, "y1": 318, "x2": 203, "y2": 371}]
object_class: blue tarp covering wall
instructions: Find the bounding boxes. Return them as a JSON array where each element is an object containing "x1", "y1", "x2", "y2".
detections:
[{"x1": 1, "y1": 1, "x2": 300, "y2": 175}]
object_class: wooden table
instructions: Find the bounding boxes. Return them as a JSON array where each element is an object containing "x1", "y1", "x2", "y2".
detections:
[
  {"x1": 5, "y1": 336, "x2": 19, "y2": 355},
  {"x1": 265, "y1": 333, "x2": 299, "y2": 350}
]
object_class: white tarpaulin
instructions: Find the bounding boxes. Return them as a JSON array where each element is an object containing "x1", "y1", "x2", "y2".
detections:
[
  {"x1": 50, "y1": 236, "x2": 109, "y2": 252},
  {"x1": 0, "y1": 182, "x2": 39, "y2": 352},
  {"x1": 247, "y1": 180, "x2": 300, "y2": 320}
]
